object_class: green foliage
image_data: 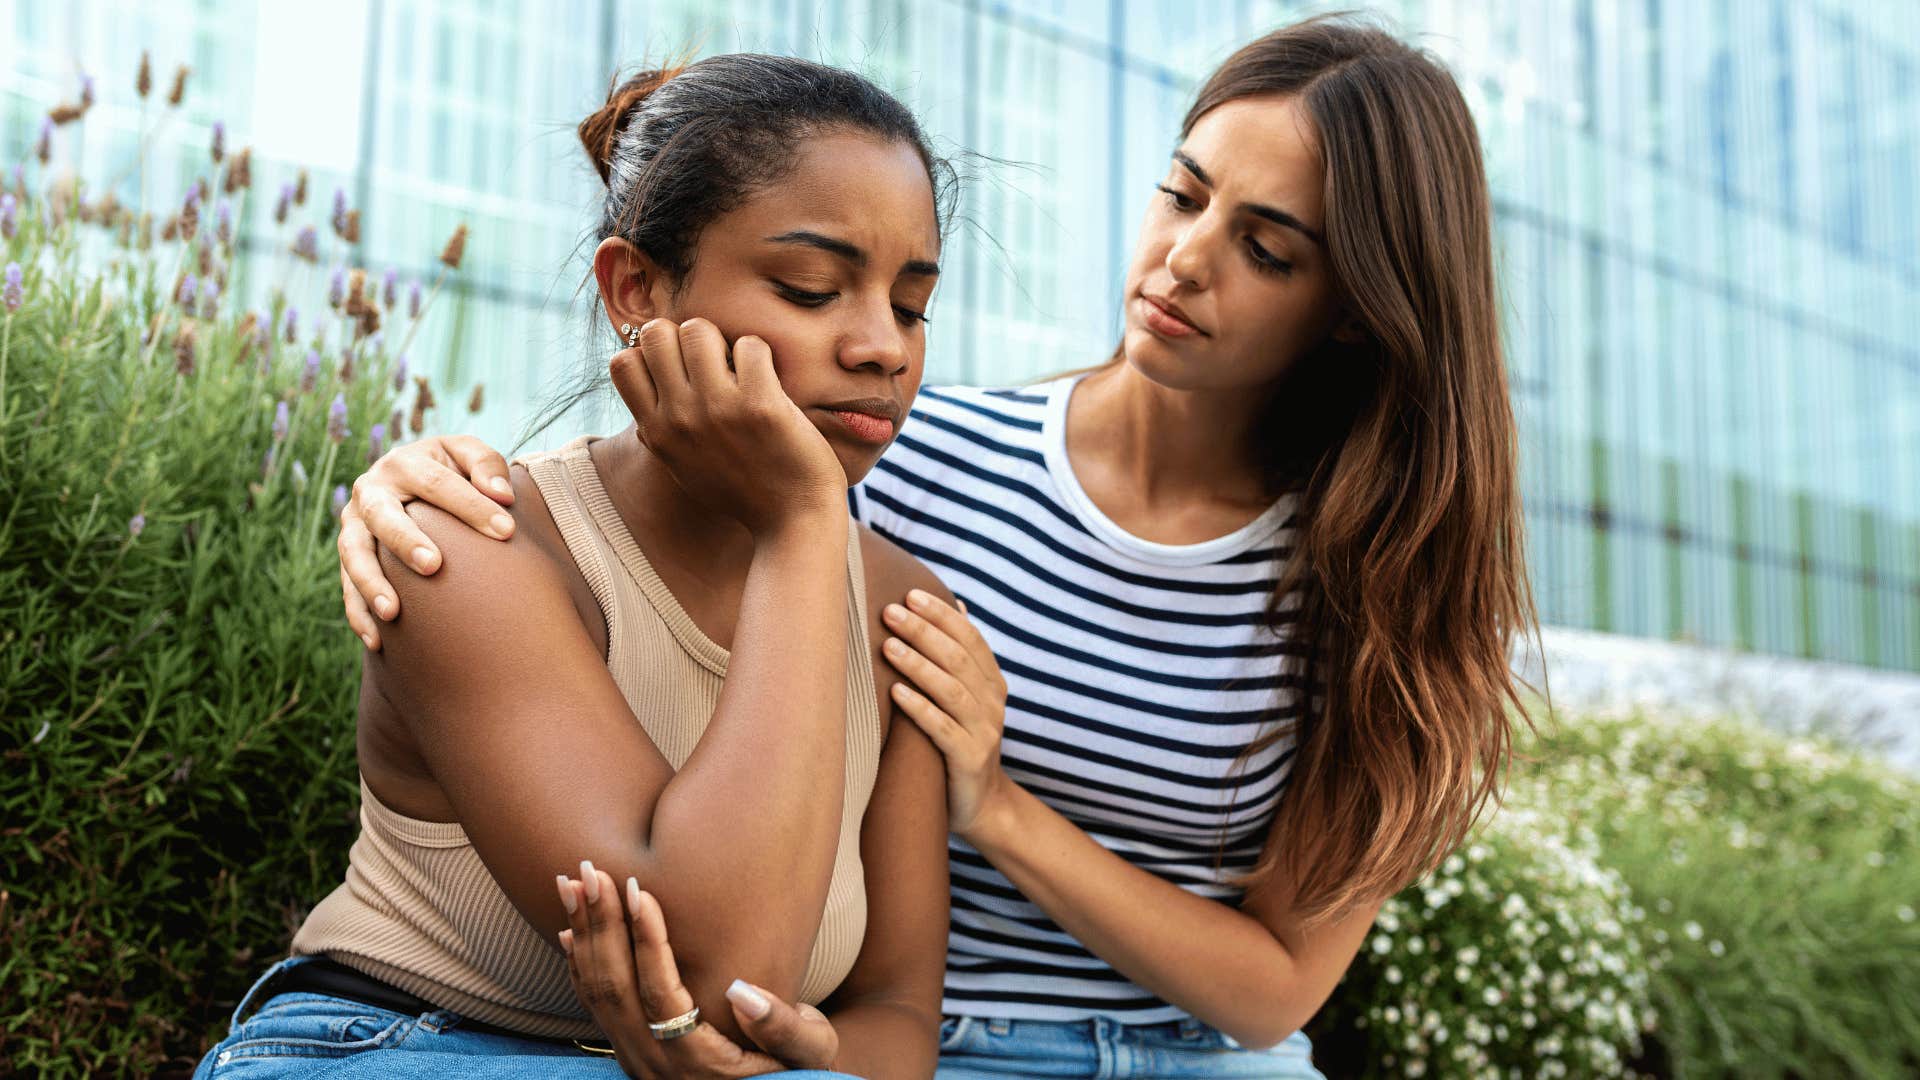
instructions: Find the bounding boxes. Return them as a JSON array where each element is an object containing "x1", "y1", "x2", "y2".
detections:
[
  {"x1": 1309, "y1": 808, "x2": 1657, "y2": 1079},
  {"x1": 1520, "y1": 710, "x2": 1920, "y2": 1080},
  {"x1": 1311, "y1": 708, "x2": 1920, "y2": 1079},
  {"x1": 1, "y1": 194, "x2": 413, "y2": 1076}
]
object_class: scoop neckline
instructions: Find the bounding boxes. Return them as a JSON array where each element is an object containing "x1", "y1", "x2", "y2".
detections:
[{"x1": 1041, "y1": 372, "x2": 1294, "y2": 567}]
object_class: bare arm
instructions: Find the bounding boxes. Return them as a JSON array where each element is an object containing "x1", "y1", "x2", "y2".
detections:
[
  {"x1": 371, "y1": 495, "x2": 851, "y2": 1044},
  {"x1": 960, "y1": 780, "x2": 1379, "y2": 1048},
  {"x1": 884, "y1": 592, "x2": 1379, "y2": 1048}
]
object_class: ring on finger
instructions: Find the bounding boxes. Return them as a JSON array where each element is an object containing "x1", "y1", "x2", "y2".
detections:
[{"x1": 648, "y1": 1006, "x2": 701, "y2": 1040}]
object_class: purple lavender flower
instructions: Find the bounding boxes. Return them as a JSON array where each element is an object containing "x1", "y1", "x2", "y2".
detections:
[
  {"x1": 327, "y1": 266, "x2": 345, "y2": 309},
  {"x1": 332, "y1": 188, "x2": 348, "y2": 234},
  {"x1": 391, "y1": 352, "x2": 408, "y2": 392},
  {"x1": 34, "y1": 118, "x2": 51, "y2": 164},
  {"x1": 327, "y1": 392, "x2": 349, "y2": 443},
  {"x1": 262, "y1": 446, "x2": 277, "y2": 477},
  {"x1": 389, "y1": 408, "x2": 404, "y2": 440},
  {"x1": 272, "y1": 400, "x2": 289, "y2": 441},
  {"x1": 198, "y1": 278, "x2": 220, "y2": 319},
  {"x1": 274, "y1": 183, "x2": 293, "y2": 225},
  {"x1": 80, "y1": 74, "x2": 95, "y2": 108},
  {"x1": 301, "y1": 348, "x2": 321, "y2": 393},
  {"x1": 381, "y1": 268, "x2": 398, "y2": 309},
  {"x1": 129, "y1": 513, "x2": 146, "y2": 537},
  {"x1": 291, "y1": 460, "x2": 309, "y2": 491},
  {"x1": 332, "y1": 484, "x2": 350, "y2": 520},
  {"x1": 210, "y1": 121, "x2": 225, "y2": 164},
  {"x1": 177, "y1": 272, "x2": 197, "y2": 308},
  {"x1": 407, "y1": 280, "x2": 422, "y2": 319},
  {"x1": 282, "y1": 306, "x2": 299, "y2": 344},
  {"x1": 2, "y1": 263, "x2": 21, "y2": 313},
  {"x1": 216, "y1": 198, "x2": 233, "y2": 246},
  {"x1": 368, "y1": 422, "x2": 386, "y2": 464},
  {"x1": 293, "y1": 224, "x2": 319, "y2": 262},
  {"x1": 0, "y1": 194, "x2": 16, "y2": 240}
]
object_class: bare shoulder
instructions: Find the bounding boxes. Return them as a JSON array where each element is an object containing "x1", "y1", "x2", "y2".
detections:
[
  {"x1": 856, "y1": 524, "x2": 956, "y2": 615},
  {"x1": 367, "y1": 469, "x2": 585, "y2": 705}
]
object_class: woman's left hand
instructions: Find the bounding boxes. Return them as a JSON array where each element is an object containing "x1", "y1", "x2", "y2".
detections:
[
  {"x1": 558, "y1": 865, "x2": 839, "y2": 1078},
  {"x1": 881, "y1": 590, "x2": 1012, "y2": 837}
]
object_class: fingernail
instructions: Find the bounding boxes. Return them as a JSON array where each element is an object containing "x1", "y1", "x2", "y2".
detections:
[
  {"x1": 891, "y1": 681, "x2": 916, "y2": 698},
  {"x1": 373, "y1": 595, "x2": 393, "y2": 619},
  {"x1": 490, "y1": 476, "x2": 512, "y2": 496},
  {"x1": 556, "y1": 875, "x2": 577, "y2": 914},
  {"x1": 580, "y1": 861, "x2": 600, "y2": 903},
  {"x1": 908, "y1": 589, "x2": 930, "y2": 607},
  {"x1": 884, "y1": 637, "x2": 905, "y2": 656},
  {"x1": 412, "y1": 547, "x2": 437, "y2": 572},
  {"x1": 884, "y1": 603, "x2": 907, "y2": 622},
  {"x1": 626, "y1": 876, "x2": 642, "y2": 912},
  {"x1": 727, "y1": 979, "x2": 771, "y2": 1020},
  {"x1": 558, "y1": 929, "x2": 573, "y2": 955},
  {"x1": 359, "y1": 633, "x2": 374, "y2": 650},
  {"x1": 956, "y1": 598, "x2": 968, "y2": 613},
  {"x1": 489, "y1": 513, "x2": 514, "y2": 538}
]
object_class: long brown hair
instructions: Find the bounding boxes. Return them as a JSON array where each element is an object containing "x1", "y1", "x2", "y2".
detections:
[{"x1": 1197, "y1": 16, "x2": 1542, "y2": 925}]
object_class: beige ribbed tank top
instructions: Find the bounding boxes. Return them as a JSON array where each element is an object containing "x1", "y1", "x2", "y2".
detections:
[{"x1": 291, "y1": 435, "x2": 883, "y2": 1039}]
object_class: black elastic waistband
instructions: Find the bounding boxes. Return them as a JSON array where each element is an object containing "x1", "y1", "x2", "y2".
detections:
[{"x1": 266, "y1": 957, "x2": 604, "y2": 1050}]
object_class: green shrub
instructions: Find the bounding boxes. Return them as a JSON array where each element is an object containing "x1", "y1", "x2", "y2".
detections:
[
  {"x1": 0, "y1": 108, "x2": 460, "y2": 1075},
  {"x1": 1520, "y1": 710, "x2": 1920, "y2": 1079},
  {"x1": 1309, "y1": 806, "x2": 1658, "y2": 1079}
]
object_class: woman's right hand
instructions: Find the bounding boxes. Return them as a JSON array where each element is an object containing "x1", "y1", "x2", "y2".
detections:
[
  {"x1": 611, "y1": 318, "x2": 846, "y2": 538},
  {"x1": 339, "y1": 434, "x2": 515, "y2": 651}
]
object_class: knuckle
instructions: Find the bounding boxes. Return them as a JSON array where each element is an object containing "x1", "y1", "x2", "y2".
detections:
[{"x1": 577, "y1": 976, "x2": 625, "y2": 1008}]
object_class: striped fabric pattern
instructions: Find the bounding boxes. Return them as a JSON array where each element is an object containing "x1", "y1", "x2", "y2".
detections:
[{"x1": 850, "y1": 375, "x2": 1307, "y2": 1023}]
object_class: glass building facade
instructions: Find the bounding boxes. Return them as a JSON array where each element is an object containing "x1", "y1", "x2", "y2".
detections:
[{"x1": 5, "y1": 0, "x2": 1918, "y2": 675}]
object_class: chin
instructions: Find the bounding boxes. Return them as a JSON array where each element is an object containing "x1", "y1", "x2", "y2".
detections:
[{"x1": 1120, "y1": 327, "x2": 1214, "y2": 391}]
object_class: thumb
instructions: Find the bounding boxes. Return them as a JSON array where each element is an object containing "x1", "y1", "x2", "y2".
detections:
[{"x1": 725, "y1": 979, "x2": 837, "y2": 1068}]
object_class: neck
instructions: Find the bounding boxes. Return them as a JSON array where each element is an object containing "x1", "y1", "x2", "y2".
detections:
[
  {"x1": 1071, "y1": 362, "x2": 1274, "y2": 510},
  {"x1": 595, "y1": 426, "x2": 759, "y2": 571}
]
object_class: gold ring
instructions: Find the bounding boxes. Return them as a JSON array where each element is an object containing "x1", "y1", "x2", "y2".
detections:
[
  {"x1": 648, "y1": 1005, "x2": 700, "y2": 1040},
  {"x1": 572, "y1": 1038, "x2": 617, "y2": 1056}
]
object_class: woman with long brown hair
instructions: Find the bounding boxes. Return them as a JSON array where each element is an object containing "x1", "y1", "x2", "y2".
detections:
[{"x1": 335, "y1": 16, "x2": 1536, "y2": 1077}]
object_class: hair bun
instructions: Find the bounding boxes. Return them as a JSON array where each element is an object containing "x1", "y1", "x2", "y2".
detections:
[{"x1": 579, "y1": 66, "x2": 684, "y2": 187}]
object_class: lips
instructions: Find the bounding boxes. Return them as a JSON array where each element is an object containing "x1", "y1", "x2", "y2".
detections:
[
  {"x1": 1141, "y1": 293, "x2": 1205, "y2": 337},
  {"x1": 816, "y1": 397, "x2": 901, "y2": 446}
]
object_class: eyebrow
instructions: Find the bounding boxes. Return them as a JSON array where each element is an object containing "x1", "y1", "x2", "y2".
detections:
[
  {"x1": 1172, "y1": 151, "x2": 1325, "y2": 246},
  {"x1": 764, "y1": 230, "x2": 941, "y2": 278}
]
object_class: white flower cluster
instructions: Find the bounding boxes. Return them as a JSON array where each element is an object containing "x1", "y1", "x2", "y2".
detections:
[{"x1": 1346, "y1": 807, "x2": 1656, "y2": 1078}]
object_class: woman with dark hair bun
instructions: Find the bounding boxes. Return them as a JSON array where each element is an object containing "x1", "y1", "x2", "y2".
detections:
[
  {"x1": 336, "y1": 14, "x2": 1539, "y2": 1078},
  {"x1": 196, "y1": 54, "x2": 965, "y2": 1079}
]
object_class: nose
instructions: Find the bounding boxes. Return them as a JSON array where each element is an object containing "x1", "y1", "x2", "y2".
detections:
[
  {"x1": 837, "y1": 296, "x2": 910, "y2": 376},
  {"x1": 1164, "y1": 215, "x2": 1215, "y2": 291}
]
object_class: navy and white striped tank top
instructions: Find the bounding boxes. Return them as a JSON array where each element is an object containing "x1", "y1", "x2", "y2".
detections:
[{"x1": 848, "y1": 373, "x2": 1308, "y2": 1023}]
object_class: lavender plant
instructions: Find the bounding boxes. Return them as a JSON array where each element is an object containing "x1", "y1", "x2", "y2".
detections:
[{"x1": 0, "y1": 61, "x2": 468, "y2": 1078}]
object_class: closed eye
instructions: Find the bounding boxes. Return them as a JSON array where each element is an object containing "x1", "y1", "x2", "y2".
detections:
[
  {"x1": 1246, "y1": 239, "x2": 1293, "y2": 276},
  {"x1": 773, "y1": 281, "x2": 835, "y2": 307},
  {"x1": 1155, "y1": 183, "x2": 1198, "y2": 212}
]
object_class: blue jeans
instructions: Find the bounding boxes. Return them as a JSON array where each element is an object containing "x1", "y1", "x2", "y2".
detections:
[
  {"x1": 192, "y1": 956, "x2": 861, "y2": 1078},
  {"x1": 933, "y1": 1015, "x2": 1324, "y2": 1079}
]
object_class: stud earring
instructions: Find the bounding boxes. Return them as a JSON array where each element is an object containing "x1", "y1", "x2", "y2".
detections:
[{"x1": 620, "y1": 322, "x2": 640, "y2": 347}]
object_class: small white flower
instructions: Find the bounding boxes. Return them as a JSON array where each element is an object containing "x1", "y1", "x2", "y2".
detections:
[
  {"x1": 1683, "y1": 921, "x2": 1703, "y2": 942},
  {"x1": 1708, "y1": 939, "x2": 1725, "y2": 957},
  {"x1": 1385, "y1": 966, "x2": 1403, "y2": 984},
  {"x1": 1898, "y1": 905, "x2": 1916, "y2": 923}
]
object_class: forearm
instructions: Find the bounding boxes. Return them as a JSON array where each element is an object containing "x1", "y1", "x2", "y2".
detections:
[
  {"x1": 646, "y1": 510, "x2": 853, "y2": 990},
  {"x1": 827, "y1": 998, "x2": 940, "y2": 1080},
  {"x1": 963, "y1": 782, "x2": 1310, "y2": 1047}
]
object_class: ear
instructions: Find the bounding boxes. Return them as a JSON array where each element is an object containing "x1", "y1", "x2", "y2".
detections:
[{"x1": 592, "y1": 237, "x2": 670, "y2": 333}]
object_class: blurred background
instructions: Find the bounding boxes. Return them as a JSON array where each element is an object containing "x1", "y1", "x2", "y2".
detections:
[
  {"x1": 5, "y1": 0, "x2": 1919, "y2": 745},
  {"x1": 5, "y1": 4, "x2": 1918, "y2": 1076}
]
